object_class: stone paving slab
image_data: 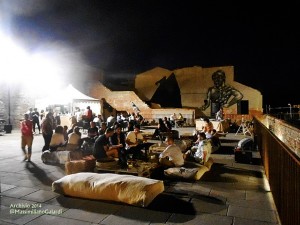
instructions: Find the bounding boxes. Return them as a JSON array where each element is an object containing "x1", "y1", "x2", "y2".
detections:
[
  {"x1": 20, "y1": 190, "x2": 59, "y2": 203},
  {"x1": 167, "y1": 213, "x2": 233, "y2": 225},
  {"x1": 233, "y1": 217, "x2": 279, "y2": 225},
  {"x1": 102, "y1": 206, "x2": 172, "y2": 225},
  {"x1": 24, "y1": 214, "x2": 92, "y2": 225},
  {"x1": 1, "y1": 187, "x2": 40, "y2": 198},
  {"x1": 228, "y1": 205, "x2": 278, "y2": 223}
]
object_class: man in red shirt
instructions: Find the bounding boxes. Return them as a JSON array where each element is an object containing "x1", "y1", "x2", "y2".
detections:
[
  {"x1": 20, "y1": 113, "x2": 34, "y2": 161},
  {"x1": 85, "y1": 106, "x2": 93, "y2": 123}
]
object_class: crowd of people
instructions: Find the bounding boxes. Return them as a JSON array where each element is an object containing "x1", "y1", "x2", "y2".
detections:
[{"x1": 19, "y1": 106, "x2": 223, "y2": 177}]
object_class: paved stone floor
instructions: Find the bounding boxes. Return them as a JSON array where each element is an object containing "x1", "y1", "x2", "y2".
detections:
[{"x1": 0, "y1": 128, "x2": 281, "y2": 225}]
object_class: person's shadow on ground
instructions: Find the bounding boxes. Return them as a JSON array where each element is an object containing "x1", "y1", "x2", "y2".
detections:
[{"x1": 25, "y1": 161, "x2": 56, "y2": 186}]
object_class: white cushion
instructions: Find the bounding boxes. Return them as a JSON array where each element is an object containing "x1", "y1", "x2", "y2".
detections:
[
  {"x1": 41, "y1": 150, "x2": 83, "y2": 164},
  {"x1": 164, "y1": 166, "x2": 209, "y2": 180},
  {"x1": 52, "y1": 172, "x2": 164, "y2": 207}
]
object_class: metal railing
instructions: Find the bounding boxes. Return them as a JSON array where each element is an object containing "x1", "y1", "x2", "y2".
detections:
[{"x1": 254, "y1": 117, "x2": 300, "y2": 225}]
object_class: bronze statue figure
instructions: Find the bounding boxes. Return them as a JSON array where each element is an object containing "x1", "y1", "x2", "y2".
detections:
[{"x1": 201, "y1": 70, "x2": 243, "y2": 110}]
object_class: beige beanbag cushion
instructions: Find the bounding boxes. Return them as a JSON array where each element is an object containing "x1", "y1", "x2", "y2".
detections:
[
  {"x1": 164, "y1": 166, "x2": 209, "y2": 180},
  {"x1": 164, "y1": 157, "x2": 214, "y2": 180},
  {"x1": 41, "y1": 150, "x2": 70, "y2": 164},
  {"x1": 65, "y1": 156, "x2": 96, "y2": 175},
  {"x1": 204, "y1": 157, "x2": 214, "y2": 170},
  {"x1": 52, "y1": 172, "x2": 164, "y2": 207}
]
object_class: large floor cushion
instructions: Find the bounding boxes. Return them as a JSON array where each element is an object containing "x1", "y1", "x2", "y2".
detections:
[
  {"x1": 41, "y1": 150, "x2": 83, "y2": 164},
  {"x1": 65, "y1": 156, "x2": 96, "y2": 175},
  {"x1": 164, "y1": 157, "x2": 214, "y2": 180},
  {"x1": 164, "y1": 165, "x2": 209, "y2": 180},
  {"x1": 52, "y1": 172, "x2": 164, "y2": 207}
]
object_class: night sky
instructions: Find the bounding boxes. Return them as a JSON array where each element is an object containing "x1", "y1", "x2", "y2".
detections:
[{"x1": 1, "y1": 1, "x2": 299, "y2": 108}]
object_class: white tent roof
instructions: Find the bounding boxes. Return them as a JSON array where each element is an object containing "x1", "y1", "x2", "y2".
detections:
[
  {"x1": 35, "y1": 84, "x2": 99, "y2": 107},
  {"x1": 65, "y1": 84, "x2": 99, "y2": 101}
]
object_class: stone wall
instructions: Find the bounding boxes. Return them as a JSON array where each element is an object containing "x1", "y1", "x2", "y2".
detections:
[
  {"x1": 89, "y1": 82, "x2": 195, "y2": 125},
  {"x1": 258, "y1": 115, "x2": 300, "y2": 157},
  {"x1": 0, "y1": 83, "x2": 36, "y2": 129},
  {"x1": 135, "y1": 66, "x2": 263, "y2": 117}
]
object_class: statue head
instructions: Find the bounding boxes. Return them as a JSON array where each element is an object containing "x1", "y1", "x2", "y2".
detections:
[{"x1": 212, "y1": 70, "x2": 226, "y2": 88}]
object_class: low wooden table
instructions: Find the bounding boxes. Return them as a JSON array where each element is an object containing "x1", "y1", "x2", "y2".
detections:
[{"x1": 94, "y1": 160, "x2": 159, "y2": 178}]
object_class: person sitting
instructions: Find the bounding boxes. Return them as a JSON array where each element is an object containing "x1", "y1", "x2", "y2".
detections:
[
  {"x1": 110, "y1": 124, "x2": 127, "y2": 167},
  {"x1": 159, "y1": 136, "x2": 184, "y2": 168},
  {"x1": 63, "y1": 125, "x2": 69, "y2": 142},
  {"x1": 215, "y1": 107, "x2": 224, "y2": 121},
  {"x1": 184, "y1": 132, "x2": 211, "y2": 163},
  {"x1": 106, "y1": 114, "x2": 116, "y2": 128},
  {"x1": 169, "y1": 113, "x2": 177, "y2": 127},
  {"x1": 127, "y1": 120, "x2": 134, "y2": 132},
  {"x1": 210, "y1": 129, "x2": 222, "y2": 152},
  {"x1": 202, "y1": 118, "x2": 214, "y2": 137},
  {"x1": 49, "y1": 126, "x2": 67, "y2": 151},
  {"x1": 176, "y1": 113, "x2": 185, "y2": 127},
  {"x1": 135, "y1": 112, "x2": 144, "y2": 125},
  {"x1": 152, "y1": 118, "x2": 170, "y2": 140},
  {"x1": 67, "y1": 126, "x2": 82, "y2": 149},
  {"x1": 125, "y1": 124, "x2": 147, "y2": 160},
  {"x1": 93, "y1": 114, "x2": 103, "y2": 127},
  {"x1": 87, "y1": 121, "x2": 99, "y2": 139},
  {"x1": 98, "y1": 122, "x2": 107, "y2": 135},
  {"x1": 93, "y1": 127, "x2": 118, "y2": 160},
  {"x1": 163, "y1": 117, "x2": 172, "y2": 131}
]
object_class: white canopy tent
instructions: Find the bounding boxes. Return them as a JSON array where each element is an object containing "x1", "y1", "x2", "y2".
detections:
[{"x1": 35, "y1": 84, "x2": 101, "y2": 116}]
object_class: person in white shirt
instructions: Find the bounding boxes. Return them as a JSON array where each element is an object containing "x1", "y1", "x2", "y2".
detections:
[
  {"x1": 49, "y1": 126, "x2": 67, "y2": 151},
  {"x1": 68, "y1": 126, "x2": 82, "y2": 146},
  {"x1": 215, "y1": 107, "x2": 224, "y2": 121},
  {"x1": 159, "y1": 136, "x2": 184, "y2": 167},
  {"x1": 185, "y1": 132, "x2": 212, "y2": 163},
  {"x1": 169, "y1": 113, "x2": 177, "y2": 127},
  {"x1": 75, "y1": 108, "x2": 82, "y2": 122},
  {"x1": 125, "y1": 124, "x2": 146, "y2": 159}
]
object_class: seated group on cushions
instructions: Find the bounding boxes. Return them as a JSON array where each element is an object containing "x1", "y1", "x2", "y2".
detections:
[
  {"x1": 152, "y1": 118, "x2": 171, "y2": 141},
  {"x1": 49, "y1": 125, "x2": 84, "y2": 151},
  {"x1": 184, "y1": 132, "x2": 212, "y2": 164},
  {"x1": 93, "y1": 124, "x2": 152, "y2": 167},
  {"x1": 158, "y1": 132, "x2": 212, "y2": 168}
]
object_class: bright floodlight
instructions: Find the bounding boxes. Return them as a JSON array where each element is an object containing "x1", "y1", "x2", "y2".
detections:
[
  {"x1": 0, "y1": 31, "x2": 65, "y2": 94},
  {"x1": 0, "y1": 32, "x2": 29, "y2": 83}
]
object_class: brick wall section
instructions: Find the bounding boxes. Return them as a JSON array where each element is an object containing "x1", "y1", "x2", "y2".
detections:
[{"x1": 0, "y1": 83, "x2": 36, "y2": 129}]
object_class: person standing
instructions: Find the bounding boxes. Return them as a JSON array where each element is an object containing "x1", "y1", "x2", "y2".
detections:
[
  {"x1": 20, "y1": 113, "x2": 34, "y2": 162},
  {"x1": 40, "y1": 109, "x2": 45, "y2": 121},
  {"x1": 32, "y1": 108, "x2": 40, "y2": 134},
  {"x1": 85, "y1": 106, "x2": 93, "y2": 123},
  {"x1": 27, "y1": 108, "x2": 33, "y2": 121},
  {"x1": 41, "y1": 112, "x2": 55, "y2": 151}
]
